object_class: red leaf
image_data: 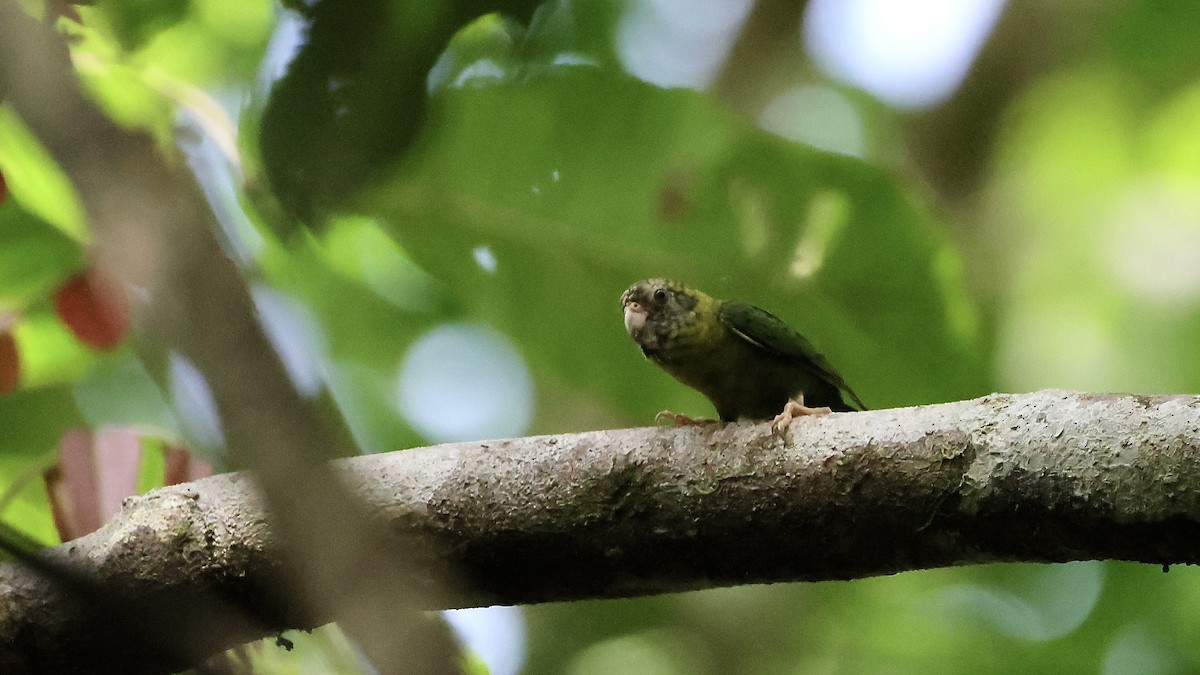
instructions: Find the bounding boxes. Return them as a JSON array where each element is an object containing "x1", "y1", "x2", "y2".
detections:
[
  {"x1": 54, "y1": 268, "x2": 130, "y2": 351},
  {"x1": 44, "y1": 427, "x2": 144, "y2": 541},
  {"x1": 0, "y1": 330, "x2": 17, "y2": 394},
  {"x1": 0, "y1": 169, "x2": 7, "y2": 207},
  {"x1": 163, "y1": 444, "x2": 214, "y2": 485}
]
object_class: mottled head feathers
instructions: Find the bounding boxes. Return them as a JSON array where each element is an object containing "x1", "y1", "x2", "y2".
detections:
[{"x1": 620, "y1": 278, "x2": 707, "y2": 355}]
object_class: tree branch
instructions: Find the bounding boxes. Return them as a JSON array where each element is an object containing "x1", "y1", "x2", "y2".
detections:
[
  {"x1": 0, "y1": 3, "x2": 458, "y2": 673},
  {"x1": 4, "y1": 390, "x2": 1199, "y2": 672}
]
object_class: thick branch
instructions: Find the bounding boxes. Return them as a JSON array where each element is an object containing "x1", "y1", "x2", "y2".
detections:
[{"x1": 3, "y1": 390, "x2": 1199, "y2": 672}]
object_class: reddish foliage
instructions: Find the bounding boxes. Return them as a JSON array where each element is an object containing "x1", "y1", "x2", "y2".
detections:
[
  {"x1": 44, "y1": 427, "x2": 143, "y2": 541},
  {"x1": 163, "y1": 444, "x2": 214, "y2": 485},
  {"x1": 657, "y1": 170, "x2": 695, "y2": 223},
  {"x1": 0, "y1": 169, "x2": 7, "y2": 207},
  {"x1": 0, "y1": 330, "x2": 17, "y2": 394},
  {"x1": 54, "y1": 268, "x2": 130, "y2": 351},
  {"x1": 44, "y1": 430, "x2": 213, "y2": 542}
]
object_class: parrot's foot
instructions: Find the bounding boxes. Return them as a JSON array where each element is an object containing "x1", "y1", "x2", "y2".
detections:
[
  {"x1": 771, "y1": 396, "x2": 832, "y2": 433},
  {"x1": 655, "y1": 410, "x2": 717, "y2": 426}
]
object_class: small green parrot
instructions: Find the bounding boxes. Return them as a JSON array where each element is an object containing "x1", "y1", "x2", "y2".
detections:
[{"x1": 620, "y1": 278, "x2": 865, "y2": 429}]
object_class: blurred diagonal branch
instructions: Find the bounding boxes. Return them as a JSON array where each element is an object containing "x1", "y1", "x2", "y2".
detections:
[
  {"x1": 0, "y1": 3, "x2": 457, "y2": 674},
  {"x1": 5, "y1": 390, "x2": 1200, "y2": 672},
  {"x1": 712, "y1": 0, "x2": 810, "y2": 115}
]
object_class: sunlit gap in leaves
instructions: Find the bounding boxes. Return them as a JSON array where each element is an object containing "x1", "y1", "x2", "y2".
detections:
[
  {"x1": 258, "y1": 7, "x2": 307, "y2": 90},
  {"x1": 473, "y1": 245, "x2": 499, "y2": 275},
  {"x1": 931, "y1": 562, "x2": 1105, "y2": 642},
  {"x1": 1101, "y1": 623, "x2": 1186, "y2": 675},
  {"x1": 989, "y1": 68, "x2": 1200, "y2": 396},
  {"x1": 790, "y1": 189, "x2": 849, "y2": 280},
  {"x1": 997, "y1": 303, "x2": 1120, "y2": 393},
  {"x1": 759, "y1": 85, "x2": 867, "y2": 158},
  {"x1": 1104, "y1": 182, "x2": 1200, "y2": 307},
  {"x1": 568, "y1": 630, "x2": 704, "y2": 675},
  {"x1": 168, "y1": 351, "x2": 224, "y2": 453},
  {"x1": 1001, "y1": 182, "x2": 1200, "y2": 395},
  {"x1": 445, "y1": 605, "x2": 527, "y2": 675},
  {"x1": 803, "y1": 0, "x2": 1007, "y2": 110},
  {"x1": 616, "y1": 0, "x2": 753, "y2": 90},
  {"x1": 251, "y1": 284, "x2": 329, "y2": 399},
  {"x1": 177, "y1": 106, "x2": 264, "y2": 267},
  {"x1": 396, "y1": 323, "x2": 533, "y2": 444}
]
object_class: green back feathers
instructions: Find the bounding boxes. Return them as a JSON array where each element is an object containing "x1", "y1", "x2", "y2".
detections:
[{"x1": 717, "y1": 301, "x2": 867, "y2": 410}]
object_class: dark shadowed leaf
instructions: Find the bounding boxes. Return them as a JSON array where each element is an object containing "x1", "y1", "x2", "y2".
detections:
[{"x1": 256, "y1": 0, "x2": 547, "y2": 223}]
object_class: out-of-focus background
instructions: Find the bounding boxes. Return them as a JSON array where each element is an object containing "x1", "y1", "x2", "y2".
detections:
[{"x1": 3, "y1": 0, "x2": 1200, "y2": 672}]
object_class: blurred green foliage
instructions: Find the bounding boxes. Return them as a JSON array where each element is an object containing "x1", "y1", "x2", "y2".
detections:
[
  {"x1": 2, "y1": 0, "x2": 1200, "y2": 673},
  {"x1": 370, "y1": 66, "x2": 986, "y2": 415}
]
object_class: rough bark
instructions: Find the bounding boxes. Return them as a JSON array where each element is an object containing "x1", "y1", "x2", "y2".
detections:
[{"x1": 2, "y1": 390, "x2": 1199, "y2": 673}]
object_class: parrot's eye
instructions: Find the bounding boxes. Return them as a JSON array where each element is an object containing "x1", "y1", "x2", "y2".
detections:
[{"x1": 653, "y1": 288, "x2": 667, "y2": 304}]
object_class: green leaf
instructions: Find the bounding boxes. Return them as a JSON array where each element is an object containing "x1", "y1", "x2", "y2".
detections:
[
  {"x1": 96, "y1": 0, "x2": 190, "y2": 52},
  {"x1": 13, "y1": 312, "x2": 97, "y2": 390},
  {"x1": 0, "y1": 469, "x2": 60, "y2": 549},
  {"x1": 0, "y1": 386, "x2": 80, "y2": 459},
  {"x1": 256, "y1": 0, "x2": 543, "y2": 222},
  {"x1": 72, "y1": 352, "x2": 178, "y2": 433},
  {"x1": 0, "y1": 107, "x2": 87, "y2": 241},
  {"x1": 0, "y1": 199, "x2": 83, "y2": 307},
  {"x1": 259, "y1": 227, "x2": 453, "y2": 451},
  {"x1": 365, "y1": 70, "x2": 989, "y2": 417}
]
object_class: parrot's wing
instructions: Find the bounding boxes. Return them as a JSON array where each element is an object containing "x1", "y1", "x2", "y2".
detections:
[{"x1": 718, "y1": 301, "x2": 867, "y2": 410}]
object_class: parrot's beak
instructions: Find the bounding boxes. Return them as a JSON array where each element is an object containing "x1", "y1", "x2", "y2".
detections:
[{"x1": 624, "y1": 302, "x2": 647, "y2": 337}]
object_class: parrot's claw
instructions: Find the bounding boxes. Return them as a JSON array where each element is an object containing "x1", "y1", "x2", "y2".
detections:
[
  {"x1": 770, "y1": 396, "x2": 832, "y2": 433},
  {"x1": 655, "y1": 410, "x2": 716, "y2": 426}
]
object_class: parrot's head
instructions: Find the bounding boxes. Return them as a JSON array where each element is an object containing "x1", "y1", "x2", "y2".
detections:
[{"x1": 620, "y1": 278, "x2": 707, "y2": 357}]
